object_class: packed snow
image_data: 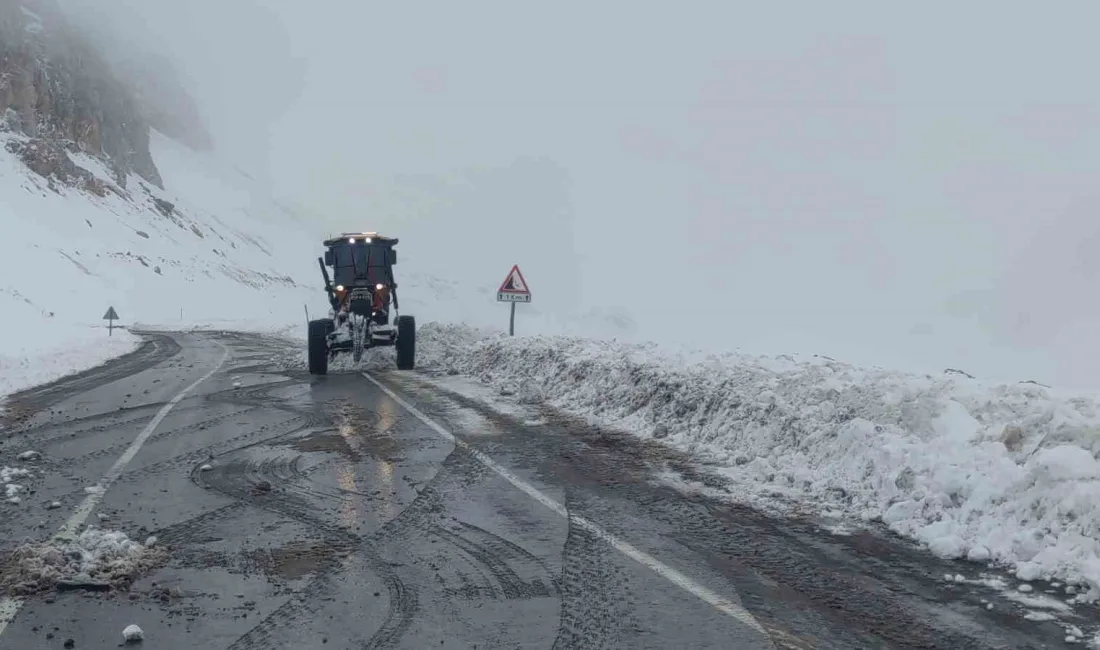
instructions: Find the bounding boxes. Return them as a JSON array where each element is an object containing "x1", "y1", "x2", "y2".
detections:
[
  {"x1": 122, "y1": 624, "x2": 145, "y2": 643},
  {"x1": 1, "y1": 527, "x2": 167, "y2": 594},
  {"x1": 1, "y1": 465, "x2": 31, "y2": 504}
]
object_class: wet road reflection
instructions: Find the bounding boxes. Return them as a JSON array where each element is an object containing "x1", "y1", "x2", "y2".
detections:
[{"x1": 331, "y1": 398, "x2": 401, "y2": 527}]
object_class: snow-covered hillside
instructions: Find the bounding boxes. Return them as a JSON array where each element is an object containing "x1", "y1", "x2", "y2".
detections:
[{"x1": 0, "y1": 129, "x2": 324, "y2": 396}]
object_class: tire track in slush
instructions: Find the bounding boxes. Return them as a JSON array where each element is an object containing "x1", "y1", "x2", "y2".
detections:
[
  {"x1": 360, "y1": 449, "x2": 558, "y2": 649},
  {"x1": 431, "y1": 522, "x2": 558, "y2": 602},
  {"x1": 51, "y1": 404, "x2": 260, "y2": 467},
  {"x1": 178, "y1": 359, "x2": 556, "y2": 650},
  {"x1": 195, "y1": 336, "x2": 423, "y2": 649},
  {"x1": 114, "y1": 412, "x2": 319, "y2": 487},
  {"x1": 551, "y1": 490, "x2": 639, "y2": 649},
  {"x1": 5, "y1": 403, "x2": 170, "y2": 448},
  {"x1": 213, "y1": 448, "x2": 458, "y2": 649},
  {"x1": 362, "y1": 371, "x2": 770, "y2": 642},
  {"x1": 151, "y1": 502, "x2": 251, "y2": 546},
  {"x1": 220, "y1": 444, "x2": 525, "y2": 650},
  {"x1": 220, "y1": 475, "x2": 435, "y2": 650}
]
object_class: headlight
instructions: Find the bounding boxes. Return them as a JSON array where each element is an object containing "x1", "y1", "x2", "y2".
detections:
[
  {"x1": 376, "y1": 284, "x2": 384, "y2": 290},
  {"x1": 335, "y1": 285, "x2": 344, "y2": 291},
  {"x1": 364, "y1": 238, "x2": 372, "y2": 244},
  {"x1": 348, "y1": 237, "x2": 355, "y2": 244}
]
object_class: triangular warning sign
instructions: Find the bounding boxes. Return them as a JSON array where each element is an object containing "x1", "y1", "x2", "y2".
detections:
[
  {"x1": 102, "y1": 306, "x2": 119, "y2": 320},
  {"x1": 498, "y1": 265, "x2": 530, "y2": 294}
]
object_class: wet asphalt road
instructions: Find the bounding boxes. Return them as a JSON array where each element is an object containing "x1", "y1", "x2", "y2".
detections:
[{"x1": 0, "y1": 331, "x2": 1091, "y2": 649}]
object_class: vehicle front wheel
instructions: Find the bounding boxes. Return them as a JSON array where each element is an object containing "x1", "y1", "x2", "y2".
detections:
[
  {"x1": 308, "y1": 318, "x2": 333, "y2": 375},
  {"x1": 395, "y1": 315, "x2": 416, "y2": 370}
]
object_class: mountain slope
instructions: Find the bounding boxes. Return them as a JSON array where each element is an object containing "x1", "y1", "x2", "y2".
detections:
[
  {"x1": 0, "y1": 0, "x2": 334, "y2": 397},
  {"x1": 0, "y1": 127, "x2": 323, "y2": 396}
]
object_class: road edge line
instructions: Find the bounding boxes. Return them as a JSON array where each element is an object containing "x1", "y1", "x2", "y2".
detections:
[
  {"x1": 0, "y1": 335, "x2": 230, "y2": 638},
  {"x1": 360, "y1": 371, "x2": 771, "y2": 639}
]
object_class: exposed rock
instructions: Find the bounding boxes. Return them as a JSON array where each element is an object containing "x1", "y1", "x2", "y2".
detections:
[
  {"x1": 6, "y1": 138, "x2": 106, "y2": 195},
  {"x1": 1019, "y1": 379, "x2": 1052, "y2": 388},
  {"x1": 1001, "y1": 424, "x2": 1026, "y2": 453},
  {"x1": 152, "y1": 198, "x2": 174, "y2": 217},
  {"x1": 0, "y1": 0, "x2": 165, "y2": 188}
]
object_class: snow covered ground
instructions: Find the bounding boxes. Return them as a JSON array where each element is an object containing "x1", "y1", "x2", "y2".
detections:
[
  {"x1": 0, "y1": 129, "x2": 324, "y2": 399},
  {"x1": 377, "y1": 322, "x2": 1100, "y2": 606},
  {"x1": 0, "y1": 329, "x2": 140, "y2": 399},
  {"x1": 0, "y1": 122, "x2": 618, "y2": 399}
]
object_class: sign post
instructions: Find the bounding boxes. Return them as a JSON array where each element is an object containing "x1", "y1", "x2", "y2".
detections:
[
  {"x1": 103, "y1": 306, "x2": 119, "y2": 336},
  {"x1": 496, "y1": 265, "x2": 531, "y2": 336}
]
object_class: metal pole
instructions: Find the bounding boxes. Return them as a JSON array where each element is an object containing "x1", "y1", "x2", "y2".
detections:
[
  {"x1": 109, "y1": 318, "x2": 113, "y2": 336},
  {"x1": 509, "y1": 302, "x2": 515, "y2": 336}
]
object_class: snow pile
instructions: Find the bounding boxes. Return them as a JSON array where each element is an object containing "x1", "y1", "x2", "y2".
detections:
[
  {"x1": 1, "y1": 466, "x2": 31, "y2": 503},
  {"x1": 122, "y1": 624, "x2": 144, "y2": 643},
  {"x1": 1, "y1": 527, "x2": 167, "y2": 595},
  {"x1": 0, "y1": 467, "x2": 30, "y2": 483},
  {"x1": 411, "y1": 323, "x2": 1100, "y2": 601}
]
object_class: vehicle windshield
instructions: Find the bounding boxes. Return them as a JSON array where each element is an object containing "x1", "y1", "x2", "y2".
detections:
[{"x1": 331, "y1": 242, "x2": 392, "y2": 287}]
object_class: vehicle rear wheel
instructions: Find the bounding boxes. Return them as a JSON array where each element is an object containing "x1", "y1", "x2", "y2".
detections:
[
  {"x1": 395, "y1": 315, "x2": 416, "y2": 370},
  {"x1": 308, "y1": 318, "x2": 333, "y2": 375}
]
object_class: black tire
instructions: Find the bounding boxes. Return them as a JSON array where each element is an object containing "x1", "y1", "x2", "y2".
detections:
[
  {"x1": 395, "y1": 315, "x2": 416, "y2": 370},
  {"x1": 308, "y1": 318, "x2": 333, "y2": 375}
]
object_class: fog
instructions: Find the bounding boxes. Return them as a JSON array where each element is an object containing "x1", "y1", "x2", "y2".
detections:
[{"x1": 60, "y1": 0, "x2": 1100, "y2": 390}]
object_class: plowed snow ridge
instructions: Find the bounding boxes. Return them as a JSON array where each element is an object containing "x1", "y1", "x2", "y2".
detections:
[{"x1": 393, "y1": 322, "x2": 1100, "y2": 603}]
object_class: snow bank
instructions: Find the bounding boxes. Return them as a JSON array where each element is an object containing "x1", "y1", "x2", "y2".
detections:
[
  {"x1": 0, "y1": 329, "x2": 140, "y2": 399},
  {"x1": 1, "y1": 528, "x2": 166, "y2": 595},
  {"x1": 412, "y1": 323, "x2": 1100, "y2": 601}
]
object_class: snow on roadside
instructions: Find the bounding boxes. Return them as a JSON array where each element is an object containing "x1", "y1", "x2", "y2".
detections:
[
  {"x1": 0, "y1": 327, "x2": 140, "y2": 401},
  {"x1": 1, "y1": 527, "x2": 166, "y2": 595},
  {"x1": 0, "y1": 124, "x2": 322, "y2": 403},
  {"x1": 1, "y1": 465, "x2": 31, "y2": 504},
  {"x1": 411, "y1": 322, "x2": 1100, "y2": 602}
]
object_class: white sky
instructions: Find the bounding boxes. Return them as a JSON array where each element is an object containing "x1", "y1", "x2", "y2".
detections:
[{"x1": 61, "y1": 0, "x2": 1100, "y2": 389}]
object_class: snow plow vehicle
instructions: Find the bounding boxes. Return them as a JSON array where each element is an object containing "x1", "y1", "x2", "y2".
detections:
[{"x1": 307, "y1": 232, "x2": 415, "y2": 374}]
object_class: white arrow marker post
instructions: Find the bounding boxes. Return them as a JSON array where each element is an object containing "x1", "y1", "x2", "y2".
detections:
[
  {"x1": 496, "y1": 265, "x2": 531, "y2": 336},
  {"x1": 103, "y1": 306, "x2": 119, "y2": 336}
]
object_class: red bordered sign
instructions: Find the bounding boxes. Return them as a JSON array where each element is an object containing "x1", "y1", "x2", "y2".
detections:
[{"x1": 497, "y1": 265, "x2": 531, "y2": 303}]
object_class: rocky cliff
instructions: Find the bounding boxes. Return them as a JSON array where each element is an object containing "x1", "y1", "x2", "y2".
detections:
[{"x1": 0, "y1": 0, "x2": 186, "y2": 190}]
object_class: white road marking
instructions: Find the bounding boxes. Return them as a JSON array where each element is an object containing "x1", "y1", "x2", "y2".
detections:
[
  {"x1": 0, "y1": 338, "x2": 229, "y2": 638},
  {"x1": 361, "y1": 371, "x2": 771, "y2": 638}
]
